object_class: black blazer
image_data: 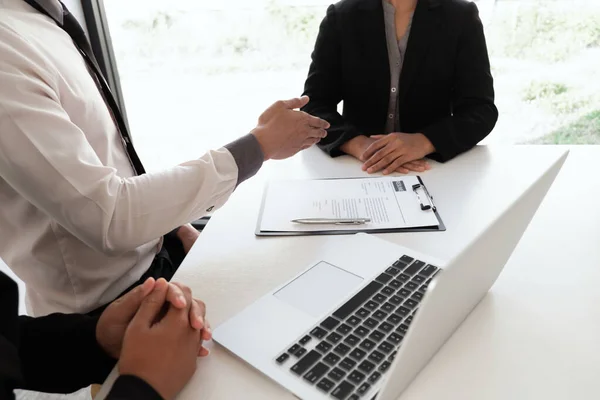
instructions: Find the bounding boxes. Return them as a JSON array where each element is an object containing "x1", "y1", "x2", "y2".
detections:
[
  {"x1": 0, "y1": 271, "x2": 160, "y2": 399},
  {"x1": 302, "y1": 0, "x2": 498, "y2": 162}
]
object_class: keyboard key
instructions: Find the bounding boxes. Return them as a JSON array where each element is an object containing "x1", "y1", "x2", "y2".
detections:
[
  {"x1": 405, "y1": 281, "x2": 419, "y2": 291},
  {"x1": 403, "y1": 260, "x2": 425, "y2": 276},
  {"x1": 389, "y1": 279, "x2": 403, "y2": 289},
  {"x1": 327, "y1": 332, "x2": 343, "y2": 344},
  {"x1": 349, "y1": 348, "x2": 367, "y2": 361},
  {"x1": 375, "y1": 273, "x2": 393, "y2": 284},
  {"x1": 364, "y1": 300, "x2": 379, "y2": 311},
  {"x1": 334, "y1": 343, "x2": 351, "y2": 356},
  {"x1": 348, "y1": 395, "x2": 360, "y2": 400},
  {"x1": 316, "y1": 341, "x2": 333, "y2": 353},
  {"x1": 357, "y1": 382, "x2": 372, "y2": 396},
  {"x1": 354, "y1": 326, "x2": 370, "y2": 337},
  {"x1": 378, "y1": 341, "x2": 395, "y2": 354},
  {"x1": 389, "y1": 350, "x2": 397, "y2": 361},
  {"x1": 413, "y1": 275, "x2": 426, "y2": 284},
  {"x1": 419, "y1": 264, "x2": 438, "y2": 277},
  {"x1": 346, "y1": 316, "x2": 362, "y2": 326},
  {"x1": 379, "y1": 360, "x2": 391, "y2": 372},
  {"x1": 385, "y1": 266, "x2": 401, "y2": 276},
  {"x1": 317, "y1": 377, "x2": 335, "y2": 393},
  {"x1": 310, "y1": 326, "x2": 328, "y2": 339},
  {"x1": 379, "y1": 322, "x2": 394, "y2": 333},
  {"x1": 348, "y1": 370, "x2": 366, "y2": 385},
  {"x1": 381, "y1": 302, "x2": 396, "y2": 313},
  {"x1": 387, "y1": 313, "x2": 403, "y2": 325},
  {"x1": 373, "y1": 310, "x2": 388, "y2": 320},
  {"x1": 403, "y1": 299, "x2": 419, "y2": 309},
  {"x1": 406, "y1": 314, "x2": 415, "y2": 324},
  {"x1": 382, "y1": 286, "x2": 395, "y2": 296},
  {"x1": 340, "y1": 357, "x2": 357, "y2": 371},
  {"x1": 359, "y1": 339, "x2": 376, "y2": 351},
  {"x1": 396, "y1": 324, "x2": 409, "y2": 335},
  {"x1": 411, "y1": 292, "x2": 424, "y2": 301},
  {"x1": 397, "y1": 273, "x2": 410, "y2": 283},
  {"x1": 373, "y1": 293, "x2": 387, "y2": 303},
  {"x1": 299, "y1": 335, "x2": 312, "y2": 345},
  {"x1": 324, "y1": 352, "x2": 341, "y2": 366},
  {"x1": 399, "y1": 288, "x2": 412, "y2": 298},
  {"x1": 368, "y1": 350, "x2": 385, "y2": 364},
  {"x1": 356, "y1": 308, "x2": 370, "y2": 319},
  {"x1": 295, "y1": 347, "x2": 307, "y2": 357},
  {"x1": 304, "y1": 362, "x2": 330, "y2": 384},
  {"x1": 291, "y1": 350, "x2": 321, "y2": 376},
  {"x1": 344, "y1": 334, "x2": 360, "y2": 346},
  {"x1": 369, "y1": 330, "x2": 385, "y2": 342},
  {"x1": 364, "y1": 318, "x2": 378, "y2": 329},
  {"x1": 321, "y1": 317, "x2": 341, "y2": 331},
  {"x1": 332, "y1": 381, "x2": 356, "y2": 400},
  {"x1": 388, "y1": 332, "x2": 404, "y2": 344},
  {"x1": 276, "y1": 353, "x2": 289, "y2": 364},
  {"x1": 336, "y1": 323, "x2": 352, "y2": 335},
  {"x1": 368, "y1": 371, "x2": 382, "y2": 384},
  {"x1": 328, "y1": 367, "x2": 347, "y2": 382},
  {"x1": 288, "y1": 344, "x2": 300, "y2": 354},
  {"x1": 358, "y1": 360, "x2": 376, "y2": 374},
  {"x1": 400, "y1": 255, "x2": 415, "y2": 264},
  {"x1": 395, "y1": 306, "x2": 411, "y2": 317},
  {"x1": 333, "y1": 281, "x2": 383, "y2": 320}
]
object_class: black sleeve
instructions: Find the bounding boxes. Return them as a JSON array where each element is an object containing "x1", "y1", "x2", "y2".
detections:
[
  {"x1": 16, "y1": 312, "x2": 117, "y2": 393},
  {"x1": 106, "y1": 375, "x2": 163, "y2": 400},
  {"x1": 421, "y1": 2, "x2": 498, "y2": 162},
  {"x1": 301, "y1": 5, "x2": 363, "y2": 157}
]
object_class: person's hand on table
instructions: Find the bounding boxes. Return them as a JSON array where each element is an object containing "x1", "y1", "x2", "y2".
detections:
[
  {"x1": 118, "y1": 279, "x2": 203, "y2": 400},
  {"x1": 361, "y1": 133, "x2": 435, "y2": 175},
  {"x1": 252, "y1": 96, "x2": 330, "y2": 160},
  {"x1": 96, "y1": 278, "x2": 211, "y2": 359}
]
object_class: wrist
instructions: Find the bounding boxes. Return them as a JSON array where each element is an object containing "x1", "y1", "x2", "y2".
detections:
[
  {"x1": 250, "y1": 129, "x2": 271, "y2": 161},
  {"x1": 341, "y1": 135, "x2": 367, "y2": 157},
  {"x1": 416, "y1": 133, "x2": 435, "y2": 155}
]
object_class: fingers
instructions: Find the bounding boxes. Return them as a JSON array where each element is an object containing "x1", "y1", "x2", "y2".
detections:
[
  {"x1": 106, "y1": 277, "x2": 155, "y2": 323},
  {"x1": 362, "y1": 144, "x2": 398, "y2": 172},
  {"x1": 281, "y1": 96, "x2": 310, "y2": 110},
  {"x1": 189, "y1": 298, "x2": 206, "y2": 331},
  {"x1": 383, "y1": 156, "x2": 411, "y2": 175},
  {"x1": 304, "y1": 113, "x2": 330, "y2": 130},
  {"x1": 361, "y1": 136, "x2": 390, "y2": 163},
  {"x1": 202, "y1": 320, "x2": 212, "y2": 342},
  {"x1": 166, "y1": 283, "x2": 187, "y2": 309},
  {"x1": 301, "y1": 137, "x2": 322, "y2": 150},
  {"x1": 132, "y1": 278, "x2": 169, "y2": 329},
  {"x1": 365, "y1": 150, "x2": 402, "y2": 174}
]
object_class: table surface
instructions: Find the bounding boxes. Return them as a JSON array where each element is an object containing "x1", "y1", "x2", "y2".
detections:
[{"x1": 99, "y1": 145, "x2": 600, "y2": 400}]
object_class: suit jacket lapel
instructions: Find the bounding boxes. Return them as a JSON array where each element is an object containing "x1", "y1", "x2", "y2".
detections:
[
  {"x1": 397, "y1": 0, "x2": 442, "y2": 113},
  {"x1": 23, "y1": 0, "x2": 64, "y2": 25}
]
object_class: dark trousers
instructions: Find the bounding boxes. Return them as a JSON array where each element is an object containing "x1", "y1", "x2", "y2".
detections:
[{"x1": 87, "y1": 231, "x2": 186, "y2": 317}]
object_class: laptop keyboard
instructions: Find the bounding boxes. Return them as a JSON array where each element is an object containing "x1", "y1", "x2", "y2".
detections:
[{"x1": 275, "y1": 255, "x2": 440, "y2": 400}]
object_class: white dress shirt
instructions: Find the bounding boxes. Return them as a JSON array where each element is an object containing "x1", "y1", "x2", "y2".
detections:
[{"x1": 0, "y1": 0, "x2": 263, "y2": 315}]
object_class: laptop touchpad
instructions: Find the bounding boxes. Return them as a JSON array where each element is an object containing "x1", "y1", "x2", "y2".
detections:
[{"x1": 274, "y1": 261, "x2": 363, "y2": 318}]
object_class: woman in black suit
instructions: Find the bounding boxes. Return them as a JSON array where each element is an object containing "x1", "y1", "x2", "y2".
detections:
[{"x1": 302, "y1": 0, "x2": 498, "y2": 175}]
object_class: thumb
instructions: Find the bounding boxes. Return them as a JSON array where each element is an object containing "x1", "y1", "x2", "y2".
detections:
[
  {"x1": 132, "y1": 278, "x2": 169, "y2": 329},
  {"x1": 371, "y1": 135, "x2": 386, "y2": 139},
  {"x1": 281, "y1": 96, "x2": 310, "y2": 110}
]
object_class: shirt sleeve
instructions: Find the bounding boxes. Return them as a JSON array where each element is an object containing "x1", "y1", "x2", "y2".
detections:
[
  {"x1": 106, "y1": 375, "x2": 164, "y2": 400},
  {"x1": 0, "y1": 24, "x2": 263, "y2": 256}
]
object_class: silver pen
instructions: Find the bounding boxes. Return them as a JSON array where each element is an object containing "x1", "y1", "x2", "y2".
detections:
[{"x1": 291, "y1": 218, "x2": 371, "y2": 225}]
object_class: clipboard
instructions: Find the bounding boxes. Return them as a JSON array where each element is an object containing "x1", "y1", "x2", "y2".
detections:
[{"x1": 255, "y1": 176, "x2": 446, "y2": 236}]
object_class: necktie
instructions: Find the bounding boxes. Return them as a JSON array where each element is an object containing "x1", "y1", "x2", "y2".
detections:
[{"x1": 22, "y1": 0, "x2": 147, "y2": 175}]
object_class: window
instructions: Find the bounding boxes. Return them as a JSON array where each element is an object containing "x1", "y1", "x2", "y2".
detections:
[{"x1": 100, "y1": 0, "x2": 600, "y2": 171}]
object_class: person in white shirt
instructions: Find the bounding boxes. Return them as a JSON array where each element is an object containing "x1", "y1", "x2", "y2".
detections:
[{"x1": 0, "y1": 0, "x2": 330, "y2": 316}]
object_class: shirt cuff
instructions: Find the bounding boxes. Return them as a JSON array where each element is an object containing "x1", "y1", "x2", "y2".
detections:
[
  {"x1": 224, "y1": 134, "x2": 264, "y2": 187},
  {"x1": 106, "y1": 375, "x2": 164, "y2": 400}
]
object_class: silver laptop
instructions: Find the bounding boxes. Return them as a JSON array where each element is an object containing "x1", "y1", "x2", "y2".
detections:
[{"x1": 214, "y1": 151, "x2": 568, "y2": 400}]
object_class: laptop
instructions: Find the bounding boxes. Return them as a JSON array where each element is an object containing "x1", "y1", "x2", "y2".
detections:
[{"x1": 214, "y1": 150, "x2": 568, "y2": 400}]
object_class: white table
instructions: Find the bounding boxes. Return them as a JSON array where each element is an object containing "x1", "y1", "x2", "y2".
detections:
[{"x1": 100, "y1": 145, "x2": 600, "y2": 400}]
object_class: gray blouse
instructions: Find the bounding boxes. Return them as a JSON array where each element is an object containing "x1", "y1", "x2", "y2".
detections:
[{"x1": 382, "y1": 0, "x2": 413, "y2": 133}]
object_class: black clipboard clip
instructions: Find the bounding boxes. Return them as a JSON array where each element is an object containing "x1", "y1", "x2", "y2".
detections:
[{"x1": 412, "y1": 183, "x2": 437, "y2": 212}]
